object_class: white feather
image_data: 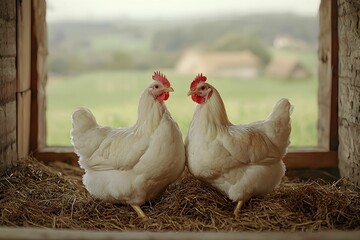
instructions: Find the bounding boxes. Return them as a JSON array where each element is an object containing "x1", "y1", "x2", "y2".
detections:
[
  {"x1": 71, "y1": 84, "x2": 185, "y2": 206},
  {"x1": 186, "y1": 84, "x2": 292, "y2": 203}
]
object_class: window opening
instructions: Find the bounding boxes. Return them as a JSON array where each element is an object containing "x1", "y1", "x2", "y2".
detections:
[{"x1": 46, "y1": 0, "x2": 320, "y2": 147}]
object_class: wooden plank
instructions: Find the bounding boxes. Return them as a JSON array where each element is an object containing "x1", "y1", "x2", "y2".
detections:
[
  {"x1": 17, "y1": 0, "x2": 31, "y2": 92},
  {"x1": 0, "y1": 57, "x2": 16, "y2": 104},
  {"x1": 317, "y1": 0, "x2": 331, "y2": 150},
  {"x1": 17, "y1": 90, "x2": 31, "y2": 159},
  {"x1": 34, "y1": 147, "x2": 338, "y2": 170},
  {"x1": 317, "y1": 0, "x2": 339, "y2": 151},
  {"x1": 0, "y1": 227, "x2": 359, "y2": 240},
  {"x1": 36, "y1": 0, "x2": 48, "y2": 150},
  {"x1": 337, "y1": 0, "x2": 360, "y2": 187},
  {"x1": 0, "y1": 101, "x2": 17, "y2": 149},
  {"x1": 35, "y1": 148, "x2": 79, "y2": 166},
  {"x1": 30, "y1": 0, "x2": 47, "y2": 152},
  {"x1": 0, "y1": 0, "x2": 17, "y2": 174},
  {"x1": 0, "y1": 0, "x2": 16, "y2": 57},
  {"x1": 0, "y1": 101, "x2": 17, "y2": 173},
  {"x1": 30, "y1": 0, "x2": 39, "y2": 153},
  {"x1": 16, "y1": 0, "x2": 32, "y2": 159},
  {"x1": 0, "y1": 102, "x2": 14, "y2": 138},
  {"x1": 329, "y1": 0, "x2": 339, "y2": 151},
  {"x1": 284, "y1": 150, "x2": 338, "y2": 169}
]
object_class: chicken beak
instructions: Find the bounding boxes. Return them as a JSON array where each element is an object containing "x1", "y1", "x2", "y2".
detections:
[
  {"x1": 187, "y1": 90, "x2": 195, "y2": 96},
  {"x1": 167, "y1": 86, "x2": 174, "y2": 92}
]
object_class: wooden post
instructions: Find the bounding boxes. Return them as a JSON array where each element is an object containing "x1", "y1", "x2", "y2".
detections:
[
  {"x1": 318, "y1": 0, "x2": 339, "y2": 151},
  {"x1": 30, "y1": 0, "x2": 47, "y2": 153},
  {"x1": 0, "y1": 0, "x2": 17, "y2": 174},
  {"x1": 337, "y1": 0, "x2": 360, "y2": 187},
  {"x1": 17, "y1": 0, "x2": 32, "y2": 159}
]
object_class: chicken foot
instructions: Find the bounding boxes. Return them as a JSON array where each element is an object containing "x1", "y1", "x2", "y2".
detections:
[
  {"x1": 131, "y1": 204, "x2": 147, "y2": 219},
  {"x1": 233, "y1": 200, "x2": 244, "y2": 217}
]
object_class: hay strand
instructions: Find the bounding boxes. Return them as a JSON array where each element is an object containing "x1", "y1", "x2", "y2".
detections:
[{"x1": 0, "y1": 157, "x2": 359, "y2": 231}]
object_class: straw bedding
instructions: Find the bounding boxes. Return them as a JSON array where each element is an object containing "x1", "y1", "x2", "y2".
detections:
[{"x1": 0, "y1": 157, "x2": 359, "y2": 231}]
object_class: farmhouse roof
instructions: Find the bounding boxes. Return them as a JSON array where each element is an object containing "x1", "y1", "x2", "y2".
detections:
[
  {"x1": 175, "y1": 50, "x2": 260, "y2": 74},
  {"x1": 265, "y1": 55, "x2": 310, "y2": 80}
]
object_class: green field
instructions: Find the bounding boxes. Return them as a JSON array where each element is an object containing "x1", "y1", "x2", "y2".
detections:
[{"x1": 46, "y1": 70, "x2": 318, "y2": 147}]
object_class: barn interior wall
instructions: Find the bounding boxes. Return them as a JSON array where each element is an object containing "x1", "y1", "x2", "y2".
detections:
[
  {"x1": 338, "y1": 0, "x2": 360, "y2": 186},
  {"x1": 0, "y1": 0, "x2": 17, "y2": 174}
]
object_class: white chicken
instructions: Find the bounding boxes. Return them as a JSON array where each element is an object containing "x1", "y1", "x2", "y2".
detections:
[
  {"x1": 70, "y1": 72, "x2": 185, "y2": 218},
  {"x1": 185, "y1": 74, "x2": 293, "y2": 217}
]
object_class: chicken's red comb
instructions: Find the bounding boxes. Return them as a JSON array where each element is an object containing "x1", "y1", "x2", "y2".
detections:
[
  {"x1": 152, "y1": 71, "x2": 170, "y2": 87},
  {"x1": 190, "y1": 73, "x2": 207, "y2": 91}
]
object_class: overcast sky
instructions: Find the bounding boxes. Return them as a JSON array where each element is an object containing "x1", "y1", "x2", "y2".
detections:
[{"x1": 46, "y1": 0, "x2": 320, "y2": 22}]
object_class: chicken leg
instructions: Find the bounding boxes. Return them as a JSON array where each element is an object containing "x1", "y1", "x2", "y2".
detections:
[
  {"x1": 233, "y1": 200, "x2": 244, "y2": 217},
  {"x1": 131, "y1": 204, "x2": 147, "y2": 219}
]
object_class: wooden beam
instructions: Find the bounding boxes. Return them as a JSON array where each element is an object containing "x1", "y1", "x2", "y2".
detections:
[
  {"x1": 1, "y1": 226, "x2": 360, "y2": 240},
  {"x1": 35, "y1": 147, "x2": 78, "y2": 166},
  {"x1": 317, "y1": 0, "x2": 339, "y2": 151},
  {"x1": 0, "y1": 78, "x2": 16, "y2": 104},
  {"x1": 17, "y1": 90, "x2": 31, "y2": 158},
  {"x1": 29, "y1": 0, "x2": 39, "y2": 153},
  {"x1": 16, "y1": 0, "x2": 31, "y2": 93},
  {"x1": 0, "y1": 0, "x2": 17, "y2": 173},
  {"x1": 17, "y1": 0, "x2": 32, "y2": 159},
  {"x1": 329, "y1": 0, "x2": 339, "y2": 151},
  {"x1": 337, "y1": 0, "x2": 360, "y2": 187},
  {"x1": 34, "y1": 147, "x2": 338, "y2": 170},
  {"x1": 284, "y1": 150, "x2": 338, "y2": 169},
  {"x1": 30, "y1": 0, "x2": 47, "y2": 153}
]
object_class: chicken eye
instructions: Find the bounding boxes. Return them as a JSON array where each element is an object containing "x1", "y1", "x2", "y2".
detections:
[
  {"x1": 200, "y1": 86, "x2": 206, "y2": 91},
  {"x1": 154, "y1": 85, "x2": 159, "y2": 89}
]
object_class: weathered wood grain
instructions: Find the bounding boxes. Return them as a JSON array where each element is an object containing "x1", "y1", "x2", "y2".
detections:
[
  {"x1": 318, "y1": 0, "x2": 339, "y2": 150},
  {"x1": 0, "y1": 57, "x2": 16, "y2": 104},
  {"x1": 338, "y1": 0, "x2": 360, "y2": 187},
  {"x1": 0, "y1": 0, "x2": 17, "y2": 174},
  {"x1": 16, "y1": 0, "x2": 32, "y2": 158},
  {"x1": 30, "y1": 0, "x2": 47, "y2": 152},
  {"x1": 0, "y1": 226, "x2": 360, "y2": 240},
  {"x1": 17, "y1": 0, "x2": 31, "y2": 93},
  {"x1": 17, "y1": 90, "x2": 31, "y2": 159}
]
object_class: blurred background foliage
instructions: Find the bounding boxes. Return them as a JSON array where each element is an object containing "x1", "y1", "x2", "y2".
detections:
[{"x1": 47, "y1": 13, "x2": 317, "y2": 74}]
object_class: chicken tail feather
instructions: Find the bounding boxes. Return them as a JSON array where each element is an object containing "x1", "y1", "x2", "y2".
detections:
[
  {"x1": 71, "y1": 107, "x2": 97, "y2": 132},
  {"x1": 264, "y1": 98, "x2": 293, "y2": 154},
  {"x1": 70, "y1": 107, "x2": 100, "y2": 160},
  {"x1": 267, "y1": 98, "x2": 293, "y2": 121}
]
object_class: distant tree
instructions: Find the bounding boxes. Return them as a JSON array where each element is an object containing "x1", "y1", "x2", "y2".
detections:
[
  {"x1": 48, "y1": 53, "x2": 84, "y2": 74},
  {"x1": 111, "y1": 52, "x2": 133, "y2": 69},
  {"x1": 132, "y1": 52, "x2": 180, "y2": 70},
  {"x1": 208, "y1": 32, "x2": 271, "y2": 65},
  {"x1": 151, "y1": 28, "x2": 189, "y2": 52}
]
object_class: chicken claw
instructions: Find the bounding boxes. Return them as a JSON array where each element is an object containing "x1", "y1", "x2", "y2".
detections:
[
  {"x1": 131, "y1": 205, "x2": 147, "y2": 219},
  {"x1": 233, "y1": 200, "x2": 244, "y2": 217}
]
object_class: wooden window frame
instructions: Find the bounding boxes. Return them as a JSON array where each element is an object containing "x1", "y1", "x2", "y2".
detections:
[{"x1": 24, "y1": 0, "x2": 339, "y2": 168}]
